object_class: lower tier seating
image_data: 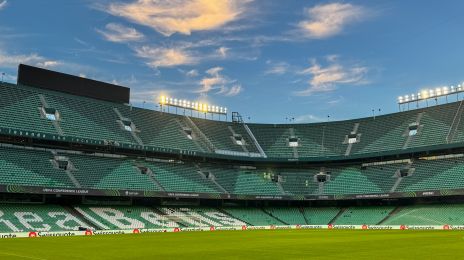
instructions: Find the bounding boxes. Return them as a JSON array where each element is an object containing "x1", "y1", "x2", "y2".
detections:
[
  {"x1": 0, "y1": 204, "x2": 463, "y2": 233},
  {"x1": 333, "y1": 206, "x2": 395, "y2": 225},
  {"x1": 382, "y1": 204, "x2": 464, "y2": 225}
]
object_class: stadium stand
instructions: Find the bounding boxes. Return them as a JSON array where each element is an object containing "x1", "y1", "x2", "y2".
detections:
[
  {"x1": 333, "y1": 207, "x2": 395, "y2": 225},
  {"x1": 223, "y1": 208, "x2": 284, "y2": 226},
  {"x1": 144, "y1": 161, "x2": 220, "y2": 193},
  {"x1": 2, "y1": 74, "x2": 464, "y2": 233},
  {"x1": 264, "y1": 207, "x2": 307, "y2": 225},
  {"x1": 1, "y1": 82, "x2": 464, "y2": 161},
  {"x1": 74, "y1": 206, "x2": 178, "y2": 230},
  {"x1": 0, "y1": 145, "x2": 75, "y2": 188},
  {"x1": 397, "y1": 156, "x2": 464, "y2": 192},
  {"x1": 3, "y1": 143, "x2": 464, "y2": 197},
  {"x1": 303, "y1": 207, "x2": 341, "y2": 225},
  {"x1": 0, "y1": 204, "x2": 87, "y2": 232},
  {"x1": 2, "y1": 203, "x2": 464, "y2": 232},
  {"x1": 382, "y1": 204, "x2": 464, "y2": 225}
]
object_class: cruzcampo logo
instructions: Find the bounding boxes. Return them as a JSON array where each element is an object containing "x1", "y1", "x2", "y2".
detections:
[{"x1": 6, "y1": 185, "x2": 27, "y2": 193}]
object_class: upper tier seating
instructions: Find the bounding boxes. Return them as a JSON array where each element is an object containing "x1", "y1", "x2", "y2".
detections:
[{"x1": 1, "y1": 82, "x2": 463, "y2": 160}]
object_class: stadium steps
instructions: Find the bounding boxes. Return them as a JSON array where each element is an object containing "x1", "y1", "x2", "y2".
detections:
[
  {"x1": 228, "y1": 126, "x2": 249, "y2": 154},
  {"x1": 217, "y1": 208, "x2": 253, "y2": 226},
  {"x1": 134, "y1": 161, "x2": 166, "y2": 191},
  {"x1": 39, "y1": 94, "x2": 65, "y2": 136},
  {"x1": 147, "y1": 172, "x2": 166, "y2": 191},
  {"x1": 63, "y1": 206, "x2": 101, "y2": 230},
  {"x1": 194, "y1": 164, "x2": 228, "y2": 194},
  {"x1": 243, "y1": 123, "x2": 267, "y2": 158},
  {"x1": 377, "y1": 206, "x2": 403, "y2": 225},
  {"x1": 300, "y1": 208, "x2": 310, "y2": 224},
  {"x1": 150, "y1": 207, "x2": 189, "y2": 227},
  {"x1": 328, "y1": 208, "x2": 346, "y2": 224},
  {"x1": 182, "y1": 116, "x2": 216, "y2": 153},
  {"x1": 175, "y1": 118, "x2": 207, "y2": 152},
  {"x1": 51, "y1": 150, "x2": 81, "y2": 188},
  {"x1": 276, "y1": 182, "x2": 286, "y2": 195},
  {"x1": 223, "y1": 208, "x2": 285, "y2": 226},
  {"x1": 402, "y1": 112, "x2": 424, "y2": 150},
  {"x1": 446, "y1": 100, "x2": 464, "y2": 143},
  {"x1": 262, "y1": 208, "x2": 289, "y2": 225},
  {"x1": 113, "y1": 107, "x2": 144, "y2": 146},
  {"x1": 64, "y1": 169, "x2": 81, "y2": 188}
]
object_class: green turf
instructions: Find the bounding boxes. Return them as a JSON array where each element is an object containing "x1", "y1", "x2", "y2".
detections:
[{"x1": 1, "y1": 229, "x2": 464, "y2": 259}]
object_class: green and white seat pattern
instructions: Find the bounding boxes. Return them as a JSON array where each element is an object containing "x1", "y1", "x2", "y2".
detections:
[{"x1": 0, "y1": 204, "x2": 87, "y2": 232}]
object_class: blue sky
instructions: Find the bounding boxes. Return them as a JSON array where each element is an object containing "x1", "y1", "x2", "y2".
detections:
[{"x1": 0, "y1": 0, "x2": 463, "y2": 123}]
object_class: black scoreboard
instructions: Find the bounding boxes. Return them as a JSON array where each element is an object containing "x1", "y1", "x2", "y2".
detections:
[{"x1": 17, "y1": 64, "x2": 130, "y2": 104}]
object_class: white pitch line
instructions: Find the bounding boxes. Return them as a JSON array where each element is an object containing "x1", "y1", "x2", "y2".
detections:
[{"x1": 0, "y1": 251, "x2": 49, "y2": 260}]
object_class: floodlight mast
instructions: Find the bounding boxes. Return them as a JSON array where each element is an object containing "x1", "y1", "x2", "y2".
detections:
[
  {"x1": 397, "y1": 84, "x2": 464, "y2": 111},
  {"x1": 158, "y1": 95, "x2": 228, "y2": 121}
]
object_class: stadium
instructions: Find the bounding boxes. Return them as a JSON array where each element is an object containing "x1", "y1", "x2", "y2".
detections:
[
  {"x1": 0, "y1": 63, "x2": 464, "y2": 258},
  {"x1": 2, "y1": 1, "x2": 464, "y2": 259}
]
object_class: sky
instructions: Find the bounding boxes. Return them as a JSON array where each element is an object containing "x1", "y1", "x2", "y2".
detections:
[{"x1": 0, "y1": 0, "x2": 464, "y2": 123}]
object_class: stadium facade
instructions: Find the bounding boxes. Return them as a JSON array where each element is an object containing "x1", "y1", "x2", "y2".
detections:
[{"x1": 1, "y1": 65, "x2": 464, "y2": 235}]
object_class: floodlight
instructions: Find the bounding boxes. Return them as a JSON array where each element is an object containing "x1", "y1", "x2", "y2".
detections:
[
  {"x1": 443, "y1": 87, "x2": 449, "y2": 95},
  {"x1": 158, "y1": 96, "x2": 227, "y2": 115}
]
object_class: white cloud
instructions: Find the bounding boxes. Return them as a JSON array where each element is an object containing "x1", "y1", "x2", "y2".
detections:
[
  {"x1": 134, "y1": 46, "x2": 195, "y2": 68},
  {"x1": 130, "y1": 89, "x2": 166, "y2": 104},
  {"x1": 294, "y1": 57, "x2": 368, "y2": 96},
  {"x1": 186, "y1": 69, "x2": 199, "y2": 77},
  {"x1": 264, "y1": 61, "x2": 289, "y2": 75},
  {"x1": 96, "y1": 23, "x2": 145, "y2": 43},
  {"x1": 298, "y1": 3, "x2": 365, "y2": 39},
  {"x1": 217, "y1": 46, "x2": 229, "y2": 58},
  {"x1": 198, "y1": 66, "x2": 243, "y2": 96},
  {"x1": 0, "y1": 1, "x2": 7, "y2": 10},
  {"x1": 294, "y1": 114, "x2": 324, "y2": 123},
  {"x1": 0, "y1": 51, "x2": 59, "y2": 69},
  {"x1": 106, "y1": 0, "x2": 249, "y2": 36},
  {"x1": 223, "y1": 84, "x2": 242, "y2": 96},
  {"x1": 37, "y1": 61, "x2": 61, "y2": 68}
]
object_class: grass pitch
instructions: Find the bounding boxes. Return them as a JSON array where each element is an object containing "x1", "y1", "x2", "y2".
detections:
[{"x1": 1, "y1": 229, "x2": 463, "y2": 259}]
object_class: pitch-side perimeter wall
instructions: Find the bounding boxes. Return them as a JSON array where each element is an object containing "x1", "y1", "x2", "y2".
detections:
[{"x1": 1, "y1": 224, "x2": 463, "y2": 239}]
